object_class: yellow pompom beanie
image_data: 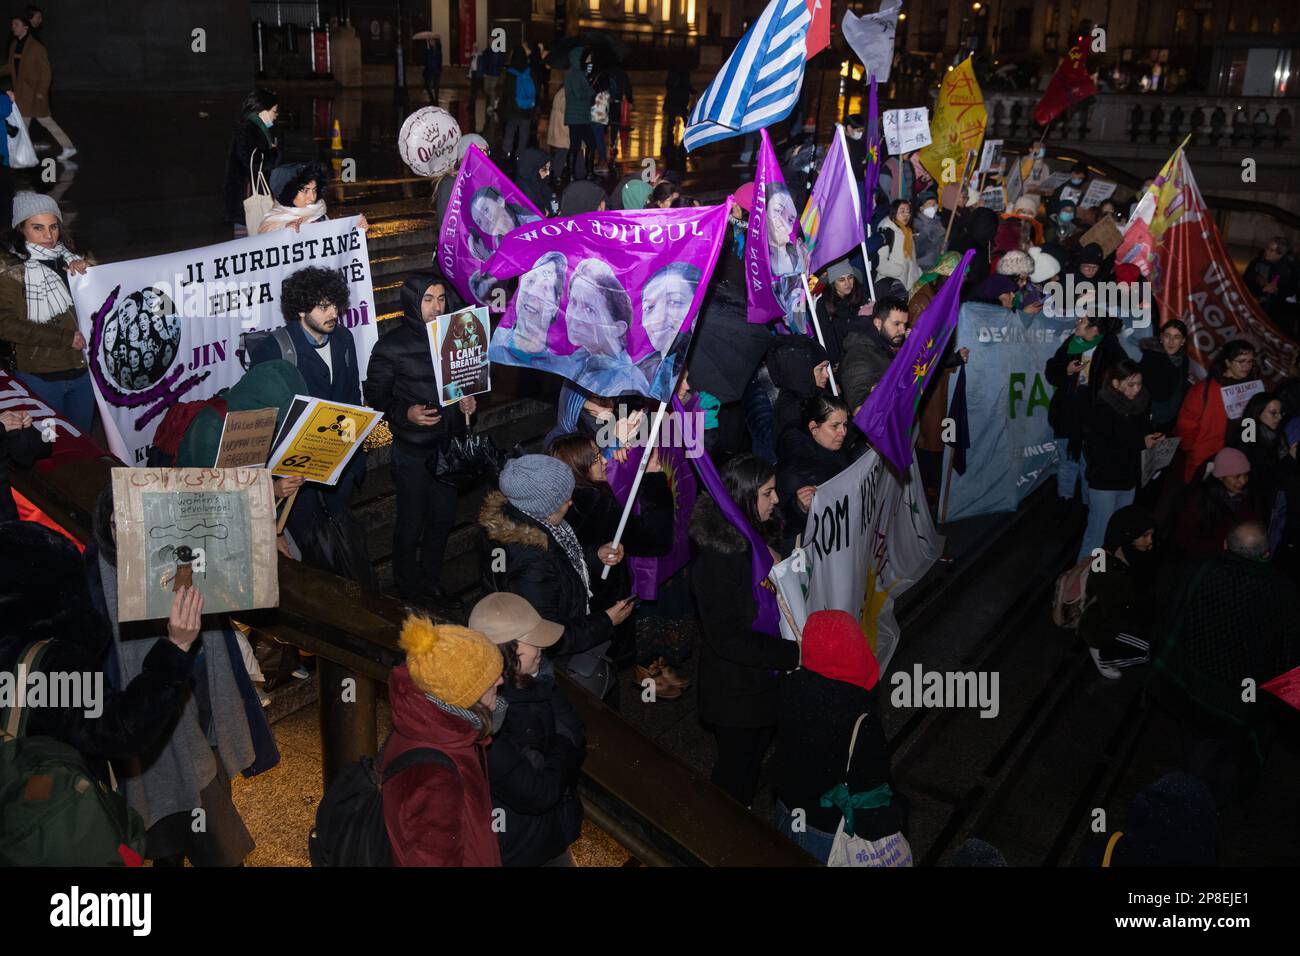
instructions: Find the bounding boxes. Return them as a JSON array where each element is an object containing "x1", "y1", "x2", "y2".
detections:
[{"x1": 399, "y1": 616, "x2": 503, "y2": 709}]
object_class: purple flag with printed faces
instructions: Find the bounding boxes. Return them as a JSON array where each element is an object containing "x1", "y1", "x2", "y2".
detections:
[
  {"x1": 604, "y1": 395, "x2": 700, "y2": 601},
  {"x1": 484, "y1": 203, "x2": 731, "y2": 401},
  {"x1": 675, "y1": 395, "x2": 781, "y2": 636},
  {"x1": 747, "y1": 128, "x2": 812, "y2": 333},
  {"x1": 436, "y1": 145, "x2": 543, "y2": 307}
]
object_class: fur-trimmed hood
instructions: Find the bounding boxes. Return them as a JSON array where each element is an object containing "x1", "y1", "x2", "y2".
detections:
[
  {"x1": 479, "y1": 490, "x2": 551, "y2": 550},
  {"x1": 688, "y1": 492, "x2": 748, "y2": 556}
]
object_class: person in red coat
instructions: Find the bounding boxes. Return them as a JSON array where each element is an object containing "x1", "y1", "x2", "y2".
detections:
[
  {"x1": 383, "y1": 616, "x2": 505, "y2": 867},
  {"x1": 1173, "y1": 340, "x2": 1257, "y2": 483}
]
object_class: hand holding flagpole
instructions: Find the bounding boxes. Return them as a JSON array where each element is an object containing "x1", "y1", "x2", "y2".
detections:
[{"x1": 601, "y1": 399, "x2": 670, "y2": 581}]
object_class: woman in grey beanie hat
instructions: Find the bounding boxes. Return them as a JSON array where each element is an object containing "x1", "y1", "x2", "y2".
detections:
[
  {"x1": 0, "y1": 189, "x2": 95, "y2": 434},
  {"x1": 480, "y1": 454, "x2": 633, "y2": 700}
]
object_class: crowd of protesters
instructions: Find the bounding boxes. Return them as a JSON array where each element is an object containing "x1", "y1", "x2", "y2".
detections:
[{"x1": 1, "y1": 39, "x2": 1299, "y2": 870}]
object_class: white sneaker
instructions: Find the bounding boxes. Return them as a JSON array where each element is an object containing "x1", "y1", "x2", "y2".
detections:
[
  {"x1": 292, "y1": 664, "x2": 310, "y2": 680},
  {"x1": 256, "y1": 687, "x2": 272, "y2": 708},
  {"x1": 56, "y1": 147, "x2": 78, "y2": 161},
  {"x1": 1089, "y1": 648, "x2": 1121, "y2": 680}
]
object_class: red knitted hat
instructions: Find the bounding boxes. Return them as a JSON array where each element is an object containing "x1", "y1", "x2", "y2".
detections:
[{"x1": 800, "y1": 610, "x2": 880, "y2": 692}]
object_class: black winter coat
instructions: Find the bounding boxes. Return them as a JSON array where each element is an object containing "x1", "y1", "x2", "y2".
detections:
[
  {"x1": 1083, "y1": 389, "x2": 1152, "y2": 491},
  {"x1": 766, "y1": 335, "x2": 828, "y2": 442},
  {"x1": 479, "y1": 491, "x2": 614, "y2": 660},
  {"x1": 222, "y1": 114, "x2": 279, "y2": 225},
  {"x1": 363, "y1": 276, "x2": 469, "y2": 455},
  {"x1": 1, "y1": 423, "x2": 49, "y2": 522},
  {"x1": 688, "y1": 494, "x2": 799, "y2": 728},
  {"x1": 774, "y1": 669, "x2": 903, "y2": 838},
  {"x1": 0, "y1": 522, "x2": 195, "y2": 781},
  {"x1": 814, "y1": 293, "x2": 870, "y2": 367},
  {"x1": 840, "y1": 324, "x2": 896, "y2": 412},
  {"x1": 775, "y1": 427, "x2": 854, "y2": 537},
  {"x1": 1044, "y1": 333, "x2": 1126, "y2": 456},
  {"x1": 1137, "y1": 338, "x2": 1190, "y2": 431},
  {"x1": 565, "y1": 476, "x2": 673, "y2": 609},
  {"x1": 487, "y1": 660, "x2": 586, "y2": 866}
]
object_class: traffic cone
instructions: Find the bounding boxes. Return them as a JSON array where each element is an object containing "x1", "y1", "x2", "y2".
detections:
[{"x1": 330, "y1": 119, "x2": 343, "y2": 152}]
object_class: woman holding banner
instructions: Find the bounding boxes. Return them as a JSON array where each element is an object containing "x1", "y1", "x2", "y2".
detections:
[
  {"x1": 775, "y1": 395, "x2": 857, "y2": 550},
  {"x1": 689, "y1": 454, "x2": 800, "y2": 806}
]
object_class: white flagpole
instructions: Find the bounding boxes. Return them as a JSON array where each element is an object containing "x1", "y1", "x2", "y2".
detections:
[
  {"x1": 801, "y1": 273, "x2": 840, "y2": 397},
  {"x1": 601, "y1": 399, "x2": 670, "y2": 581},
  {"x1": 837, "y1": 118, "x2": 879, "y2": 303}
]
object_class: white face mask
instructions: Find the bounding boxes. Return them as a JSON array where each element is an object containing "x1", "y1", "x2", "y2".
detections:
[
  {"x1": 848, "y1": 129, "x2": 863, "y2": 140},
  {"x1": 922, "y1": 206, "x2": 937, "y2": 219}
]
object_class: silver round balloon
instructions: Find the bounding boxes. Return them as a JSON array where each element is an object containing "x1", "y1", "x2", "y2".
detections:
[{"x1": 398, "y1": 107, "x2": 462, "y2": 178}]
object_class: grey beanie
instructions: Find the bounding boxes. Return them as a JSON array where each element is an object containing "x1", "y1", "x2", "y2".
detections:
[
  {"x1": 826, "y1": 257, "x2": 863, "y2": 285},
  {"x1": 12, "y1": 191, "x2": 62, "y2": 229},
  {"x1": 499, "y1": 454, "x2": 575, "y2": 518}
]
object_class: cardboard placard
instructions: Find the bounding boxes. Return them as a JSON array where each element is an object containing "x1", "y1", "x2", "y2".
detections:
[
  {"x1": 214, "y1": 407, "x2": 279, "y2": 468},
  {"x1": 428, "y1": 306, "x2": 492, "y2": 406},
  {"x1": 1221, "y1": 380, "x2": 1265, "y2": 420},
  {"x1": 883, "y1": 107, "x2": 931, "y2": 155},
  {"x1": 1038, "y1": 171, "x2": 1071, "y2": 195},
  {"x1": 1079, "y1": 214, "x2": 1124, "y2": 258},
  {"x1": 267, "y1": 395, "x2": 383, "y2": 485},
  {"x1": 1080, "y1": 179, "x2": 1118, "y2": 208},
  {"x1": 110, "y1": 467, "x2": 278, "y2": 622},
  {"x1": 977, "y1": 138, "x2": 1004, "y2": 174},
  {"x1": 1141, "y1": 436, "x2": 1181, "y2": 487}
]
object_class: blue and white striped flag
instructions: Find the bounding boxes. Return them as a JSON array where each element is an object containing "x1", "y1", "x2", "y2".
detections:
[{"x1": 683, "y1": 0, "x2": 812, "y2": 153}]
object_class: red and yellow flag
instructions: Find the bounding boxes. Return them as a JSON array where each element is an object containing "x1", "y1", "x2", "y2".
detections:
[{"x1": 1033, "y1": 44, "x2": 1098, "y2": 127}]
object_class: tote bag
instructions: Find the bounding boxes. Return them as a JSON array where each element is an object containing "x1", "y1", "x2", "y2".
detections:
[
  {"x1": 6, "y1": 101, "x2": 37, "y2": 169},
  {"x1": 243, "y1": 155, "x2": 274, "y2": 234},
  {"x1": 825, "y1": 714, "x2": 913, "y2": 868}
]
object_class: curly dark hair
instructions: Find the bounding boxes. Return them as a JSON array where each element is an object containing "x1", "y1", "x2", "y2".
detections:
[
  {"x1": 497, "y1": 640, "x2": 536, "y2": 690},
  {"x1": 280, "y1": 266, "x2": 350, "y2": 323}
]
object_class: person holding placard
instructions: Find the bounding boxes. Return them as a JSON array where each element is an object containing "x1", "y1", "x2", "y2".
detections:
[
  {"x1": 364, "y1": 273, "x2": 475, "y2": 612},
  {"x1": 1173, "y1": 340, "x2": 1257, "y2": 483},
  {"x1": 250, "y1": 266, "x2": 372, "y2": 586}
]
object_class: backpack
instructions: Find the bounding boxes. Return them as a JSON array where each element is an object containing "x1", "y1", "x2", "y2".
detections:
[
  {"x1": 239, "y1": 326, "x2": 297, "y2": 371},
  {"x1": 1051, "y1": 556, "x2": 1095, "y2": 629},
  {"x1": 511, "y1": 68, "x2": 536, "y2": 111},
  {"x1": 308, "y1": 739, "x2": 455, "y2": 867},
  {"x1": 147, "y1": 395, "x2": 229, "y2": 467},
  {"x1": 0, "y1": 641, "x2": 147, "y2": 866}
]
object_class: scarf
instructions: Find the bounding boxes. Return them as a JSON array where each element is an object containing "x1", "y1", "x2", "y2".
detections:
[
  {"x1": 522, "y1": 508, "x2": 592, "y2": 613},
  {"x1": 425, "y1": 692, "x2": 508, "y2": 734},
  {"x1": 1067, "y1": 334, "x2": 1099, "y2": 356},
  {"x1": 98, "y1": 555, "x2": 255, "y2": 830},
  {"x1": 892, "y1": 218, "x2": 914, "y2": 259},
  {"x1": 1098, "y1": 384, "x2": 1151, "y2": 416},
  {"x1": 23, "y1": 242, "x2": 77, "y2": 324},
  {"x1": 820, "y1": 782, "x2": 893, "y2": 838},
  {"x1": 258, "y1": 201, "x2": 327, "y2": 233}
]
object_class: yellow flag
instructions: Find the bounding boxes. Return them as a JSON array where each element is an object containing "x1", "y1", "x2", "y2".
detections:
[{"x1": 919, "y1": 58, "x2": 986, "y2": 189}]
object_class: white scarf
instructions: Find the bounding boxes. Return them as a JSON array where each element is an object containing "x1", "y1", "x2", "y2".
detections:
[
  {"x1": 258, "y1": 201, "x2": 327, "y2": 233},
  {"x1": 23, "y1": 241, "x2": 77, "y2": 324}
]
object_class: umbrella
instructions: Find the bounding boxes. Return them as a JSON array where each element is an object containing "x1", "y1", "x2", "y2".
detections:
[
  {"x1": 686, "y1": 288, "x2": 774, "y2": 403},
  {"x1": 411, "y1": 31, "x2": 439, "y2": 42},
  {"x1": 547, "y1": 30, "x2": 629, "y2": 68}
]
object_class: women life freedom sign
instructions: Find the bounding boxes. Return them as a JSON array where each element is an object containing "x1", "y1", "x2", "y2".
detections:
[
  {"x1": 484, "y1": 203, "x2": 731, "y2": 402},
  {"x1": 429, "y1": 306, "x2": 492, "y2": 405}
]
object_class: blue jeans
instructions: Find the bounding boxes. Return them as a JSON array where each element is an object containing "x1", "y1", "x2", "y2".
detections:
[
  {"x1": 774, "y1": 800, "x2": 836, "y2": 864},
  {"x1": 15, "y1": 368, "x2": 95, "y2": 436},
  {"x1": 1078, "y1": 487, "x2": 1135, "y2": 563},
  {"x1": 1056, "y1": 449, "x2": 1089, "y2": 504}
]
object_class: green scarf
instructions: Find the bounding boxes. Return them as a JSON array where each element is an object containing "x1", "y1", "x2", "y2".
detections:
[
  {"x1": 246, "y1": 111, "x2": 273, "y2": 149},
  {"x1": 819, "y1": 782, "x2": 893, "y2": 838},
  {"x1": 1067, "y1": 334, "x2": 1099, "y2": 356}
]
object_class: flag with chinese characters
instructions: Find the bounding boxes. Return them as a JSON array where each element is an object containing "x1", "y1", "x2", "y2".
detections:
[
  {"x1": 854, "y1": 249, "x2": 974, "y2": 472},
  {"x1": 1117, "y1": 141, "x2": 1299, "y2": 384},
  {"x1": 918, "y1": 58, "x2": 986, "y2": 187},
  {"x1": 1032, "y1": 44, "x2": 1099, "y2": 127}
]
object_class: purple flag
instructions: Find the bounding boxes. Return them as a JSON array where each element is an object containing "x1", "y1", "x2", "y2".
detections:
[
  {"x1": 605, "y1": 396, "x2": 700, "y2": 600},
  {"x1": 747, "y1": 128, "x2": 811, "y2": 332},
  {"x1": 853, "y1": 249, "x2": 975, "y2": 472},
  {"x1": 800, "y1": 124, "x2": 866, "y2": 274},
  {"x1": 863, "y1": 75, "x2": 882, "y2": 227},
  {"x1": 484, "y1": 204, "x2": 730, "y2": 401},
  {"x1": 674, "y1": 394, "x2": 781, "y2": 636},
  {"x1": 437, "y1": 145, "x2": 543, "y2": 307}
]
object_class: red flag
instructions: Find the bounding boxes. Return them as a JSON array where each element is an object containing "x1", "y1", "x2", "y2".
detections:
[
  {"x1": 805, "y1": 0, "x2": 830, "y2": 58},
  {"x1": 1032, "y1": 44, "x2": 1098, "y2": 126}
]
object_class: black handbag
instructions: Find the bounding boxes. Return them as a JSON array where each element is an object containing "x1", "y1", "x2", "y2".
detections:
[{"x1": 426, "y1": 433, "x2": 519, "y2": 483}]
